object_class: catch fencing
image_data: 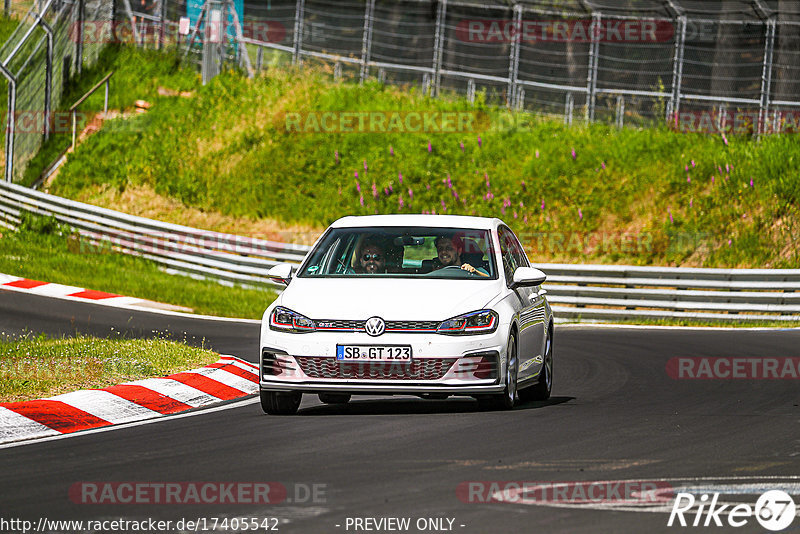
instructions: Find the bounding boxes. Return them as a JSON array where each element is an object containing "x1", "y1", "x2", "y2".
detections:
[
  {"x1": 134, "y1": 0, "x2": 800, "y2": 134},
  {"x1": 2, "y1": 180, "x2": 799, "y2": 323},
  {"x1": 0, "y1": 0, "x2": 113, "y2": 182},
  {"x1": 4, "y1": 0, "x2": 800, "y2": 182}
]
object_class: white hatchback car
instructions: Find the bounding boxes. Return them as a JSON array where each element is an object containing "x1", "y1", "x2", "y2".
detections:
[{"x1": 259, "y1": 214, "x2": 553, "y2": 415}]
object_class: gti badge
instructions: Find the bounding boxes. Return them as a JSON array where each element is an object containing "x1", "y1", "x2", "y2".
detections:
[{"x1": 365, "y1": 316, "x2": 386, "y2": 337}]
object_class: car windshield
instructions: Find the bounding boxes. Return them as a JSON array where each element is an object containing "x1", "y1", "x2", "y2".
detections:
[{"x1": 298, "y1": 226, "x2": 497, "y2": 279}]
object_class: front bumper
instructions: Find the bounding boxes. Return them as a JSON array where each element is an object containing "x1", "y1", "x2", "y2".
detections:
[
  {"x1": 259, "y1": 379, "x2": 504, "y2": 395},
  {"x1": 259, "y1": 327, "x2": 509, "y2": 396}
]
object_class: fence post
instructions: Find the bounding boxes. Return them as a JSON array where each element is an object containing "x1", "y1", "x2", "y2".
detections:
[
  {"x1": 669, "y1": 15, "x2": 686, "y2": 125},
  {"x1": 585, "y1": 11, "x2": 600, "y2": 122},
  {"x1": 75, "y1": 0, "x2": 85, "y2": 75},
  {"x1": 359, "y1": 0, "x2": 375, "y2": 82},
  {"x1": 615, "y1": 95, "x2": 624, "y2": 128},
  {"x1": 757, "y1": 18, "x2": 776, "y2": 137},
  {"x1": 432, "y1": 0, "x2": 446, "y2": 96},
  {"x1": 40, "y1": 16, "x2": 54, "y2": 141},
  {"x1": 158, "y1": 0, "x2": 167, "y2": 50},
  {"x1": 1, "y1": 69, "x2": 16, "y2": 182},
  {"x1": 292, "y1": 0, "x2": 305, "y2": 65},
  {"x1": 467, "y1": 78, "x2": 475, "y2": 103},
  {"x1": 507, "y1": 4, "x2": 521, "y2": 108}
]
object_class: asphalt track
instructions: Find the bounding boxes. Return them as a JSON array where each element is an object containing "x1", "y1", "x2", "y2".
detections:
[{"x1": 1, "y1": 290, "x2": 799, "y2": 534}]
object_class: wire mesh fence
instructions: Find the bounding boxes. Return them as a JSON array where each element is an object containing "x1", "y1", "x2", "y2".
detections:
[{"x1": 3, "y1": 0, "x2": 800, "y2": 183}]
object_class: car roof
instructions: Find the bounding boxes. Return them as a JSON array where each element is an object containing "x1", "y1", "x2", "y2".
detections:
[{"x1": 330, "y1": 214, "x2": 503, "y2": 230}]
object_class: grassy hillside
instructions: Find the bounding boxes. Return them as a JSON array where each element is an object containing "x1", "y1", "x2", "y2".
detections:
[{"x1": 47, "y1": 47, "x2": 800, "y2": 268}]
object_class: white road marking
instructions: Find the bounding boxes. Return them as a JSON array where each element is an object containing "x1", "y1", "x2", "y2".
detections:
[
  {"x1": 0, "y1": 407, "x2": 60, "y2": 443},
  {"x1": 49, "y1": 390, "x2": 162, "y2": 424}
]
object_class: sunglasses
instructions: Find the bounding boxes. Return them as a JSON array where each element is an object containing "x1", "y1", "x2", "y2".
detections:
[{"x1": 362, "y1": 253, "x2": 383, "y2": 262}]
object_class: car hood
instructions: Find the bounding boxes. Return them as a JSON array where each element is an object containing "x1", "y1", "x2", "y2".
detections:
[{"x1": 278, "y1": 278, "x2": 503, "y2": 321}]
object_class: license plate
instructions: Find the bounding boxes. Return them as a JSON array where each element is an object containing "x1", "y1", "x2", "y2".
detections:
[{"x1": 336, "y1": 345, "x2": 412, "y2": 363}]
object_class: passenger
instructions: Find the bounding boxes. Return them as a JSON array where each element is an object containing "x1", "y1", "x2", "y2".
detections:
[
  {"x1": 433, "y1": 235, "x2": 489, "y2": 276},
  {"x1": 356, "y1": 239, "x2": 387, "y2": 274}
]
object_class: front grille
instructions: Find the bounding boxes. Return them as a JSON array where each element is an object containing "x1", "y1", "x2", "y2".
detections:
[
  {"x1": 385, "y1": 320, "x2": 439, "y2": 331},
  {"x1": 313, "y1": 319, "x2": 439, "y2": 333},
  {"x1": 296, "y1": 357, "x2": 456, "y2": 380}
]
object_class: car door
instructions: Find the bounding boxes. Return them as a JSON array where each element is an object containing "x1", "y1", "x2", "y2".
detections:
[{"x1": 499, "y1": 226, "x2": 546, "y2": 382}]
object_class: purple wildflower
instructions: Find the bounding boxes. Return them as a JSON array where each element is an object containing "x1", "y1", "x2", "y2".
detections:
[
  {"x1": 691, "y1": 159, "x2": 696, "y2": 168},
  {"x1": 399, "y1": 196, "x2": 404, "y2": 209},
  {"x1": 427, "y1": 141, "x2": 432, "y2": 153},
  {"x1": 578, "y1": 208, "x2": 583, "y2": 220},
  {"x1": 535, "y1": 149, "x2": 539, "y2": 158},
  {"x1": 408, "y1": 188, "x2": 413, "y2": 199},
  {"x1": 571, "y1": 148, "x2": 576, "y2": 160},
  {"x1": 750, "y1": 178, "x2": 754, "y2": 187},
  {"x1": 335, "y1": 150, "x2": 339, "y2": 164},
  {"x1": 459, "y1": 141, "x2": 464, "y2": 152},
  {"x1": 359, "y1": 195, "x2": 364, "y2": 206},
  {"x1": 364, "y1": 160, "x2": 368, "y2": 171},
  {"x1": 477, "y1": 135, "x2": 482, "y2": 148},
  {"x1": 389, "y1": 146, "x2": 394, "y2": 156},
  {"x1": 372, "y1": 183, "x2": 378, "y2": 198},
  {"x1": 601, "y1": 161, "x2": 606, "y2": 170},
  {"x1": 398, "y1": 172, "x2": 403, "y2": 184}
]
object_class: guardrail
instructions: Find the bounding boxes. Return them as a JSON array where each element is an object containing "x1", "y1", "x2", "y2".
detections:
[
  {"x1": 540, "y1": 263, "x2": 800, "y2": 322},
  {"x1": 1, "y1": 181, "x2": 798, "y2": 322},
  {"x1": 0, "y1": 180, "x2": 310, "y2": 287}
]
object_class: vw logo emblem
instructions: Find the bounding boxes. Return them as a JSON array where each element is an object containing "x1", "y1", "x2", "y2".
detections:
[{"x1": 364, "y1": 316, "x2": 386, "y2": 337}]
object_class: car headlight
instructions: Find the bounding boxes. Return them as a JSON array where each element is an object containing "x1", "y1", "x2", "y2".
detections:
[
  {"x1": 269, "y1": 306, "x2": 315, "y2": 333},
  {"x1": 437, "y1": 310, "x2": 498, "y2": 335}
]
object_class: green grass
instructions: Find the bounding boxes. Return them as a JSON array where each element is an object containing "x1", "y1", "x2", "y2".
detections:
[
  {"x1": 0, "y1": 332, "x2": 220, "y2": 402},
  {"x1": 21, "y1": 44, "x2": 201, "y2": 185},
  {"x1": 46, "y1": 46, "x2": 800, "y2": 268},
  {"x1": 0, "y1": 217, "x2": 278, "y2": 319}
]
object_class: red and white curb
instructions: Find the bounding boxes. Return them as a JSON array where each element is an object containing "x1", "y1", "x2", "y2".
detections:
[
  {"x1": 0, "y1": 355, "x2": 259, "y2": 445},
  {"x1": 0, "y1": 273, "x2": 192, "y2": 312}
]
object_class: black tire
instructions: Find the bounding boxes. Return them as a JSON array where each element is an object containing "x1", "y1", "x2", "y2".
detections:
[
  {"x1": 318, "y1": 393, "x2": 351, "y2": 404},
  {"x1": 479, "y1": 334, "x2": 518, "y2": 410},
  {"x1": 521, "y1": 326, "x2": 553, "y2": 402},
  {"x1": 260, "y1": 390, "x2": 302, "y2": 415}
]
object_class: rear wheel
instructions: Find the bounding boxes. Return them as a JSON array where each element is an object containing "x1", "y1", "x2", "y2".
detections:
[
  {"x1": 479, "y1": 334, "x2": 518, "y2": 410},
  {"x1": 260, "y1": 390, "x2": 302, "y2": 415},
  {"x1": 318, "y1": 393, "x2": 351, "y2": 405},
  {"x1": 521, "y1": 326, "x2": 553, "y2": 402}
]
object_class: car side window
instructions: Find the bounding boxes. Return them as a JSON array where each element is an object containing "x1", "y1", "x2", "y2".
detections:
[
  {"x1": 509, "y1": 231, "x2": 530, "y2": 268},
  {"x1": 498, "y1": 227, "x2": 519, "y2": 283}
]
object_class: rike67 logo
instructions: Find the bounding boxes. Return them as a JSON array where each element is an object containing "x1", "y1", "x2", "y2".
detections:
[{"x1": 668, "y1": 490, "x2": 796, "y2": 531}]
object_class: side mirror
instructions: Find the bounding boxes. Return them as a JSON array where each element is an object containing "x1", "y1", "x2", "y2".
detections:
[
  {"x1": 267, "y1": 263, "x2": 294, "y2": 286},
  {"x1": 511, "y1": 267, "x2": 547, "y2": 289}
]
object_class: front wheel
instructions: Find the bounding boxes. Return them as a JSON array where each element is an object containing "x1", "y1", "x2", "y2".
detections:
[
  {"x1": 260, "y1": 390, "x2": 302, "y2": 415},
  {"x1": 521, "y1": 327, "x2": 553, "y2": 402}
]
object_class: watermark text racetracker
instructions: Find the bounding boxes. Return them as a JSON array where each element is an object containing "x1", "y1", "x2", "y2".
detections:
[
  {"x1": 457, "y1": 480, "x2": 674, "y2": 505},
  {"x1": 280, "y1": 111, "x2": 491, "y2": 135},
  {"x1": 69, "y1": 481, "x2": 327, "y2": 504},
  {"x1": 667, "y1": 357, "x2": 800, "y2": 380}
]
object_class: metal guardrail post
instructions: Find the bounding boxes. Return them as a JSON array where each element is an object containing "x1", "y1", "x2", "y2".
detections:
[
  {"x1": 431, "y1": 0, "x2": 446, "y2": 97},
  {"x1": 507, "y1": 4, "x2": 522, "y2": 109},
  {"x1": 669, "y1": 15, "x2": 686, "y2": 126},
  {"x1": 359, "y1": 0, "x2": 375, "y2": 82},
  {"x1": 585, "y1": 11, "x2": 600, "y2": 122},
  {"x1": 292, "y1": 0, "x2": 305, "y2": 65},
  {"x1": 565, "y1": 92, "x2": 574, "y2": 125},
  {"x1": 757, "y1": 18, "x2": 776, "y2": 137}
]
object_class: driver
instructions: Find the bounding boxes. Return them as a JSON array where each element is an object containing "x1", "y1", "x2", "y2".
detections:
[
  {"x1": 356, "y1": 239, "x2": 387, "y2": 274},
  {"x1": 433, "y1": 235, "x2": 489, "y2": 277}
]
